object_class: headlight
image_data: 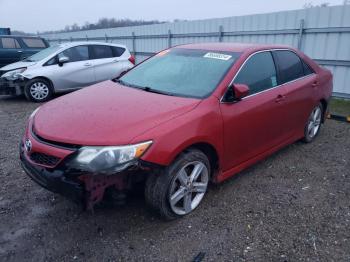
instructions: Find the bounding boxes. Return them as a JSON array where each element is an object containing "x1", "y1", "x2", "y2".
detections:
[
  {"x1": 68, "y1": 141, "x2": 152, "y2": 173},
  {"x1": 1, "y1": 67, "x2": 27, "y2": 80}
]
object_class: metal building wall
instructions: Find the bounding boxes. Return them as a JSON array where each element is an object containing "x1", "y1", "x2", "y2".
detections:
[{"x1": 42, "y1": 5, "x2": 350, "y2": 98}]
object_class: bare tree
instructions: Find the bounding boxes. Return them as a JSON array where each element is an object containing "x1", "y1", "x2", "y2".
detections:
[
  {"x1": 39, "y1": 18, "x2": 166, "y2": 34},
  {"x1": 303, "y1": 2, "x2": 330, "y2": 8}
]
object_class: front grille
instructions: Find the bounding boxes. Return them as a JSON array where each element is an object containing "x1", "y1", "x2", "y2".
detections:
[
  {"x1": 32, "y1": 127, "x2": 81, "y2": 151},
  {"x1": 30, "y1": 152, "x2": 61, "y2": 167}
]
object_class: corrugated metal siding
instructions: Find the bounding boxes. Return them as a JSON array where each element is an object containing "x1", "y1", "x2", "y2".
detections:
[{"x1": 42, "y1": 5, "x2": 350, "y2": 97}]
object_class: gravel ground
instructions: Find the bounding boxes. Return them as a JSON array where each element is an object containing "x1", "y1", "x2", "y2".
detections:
[{"x1": 0, "y1": 95, "x2": 349, "y2": 262}]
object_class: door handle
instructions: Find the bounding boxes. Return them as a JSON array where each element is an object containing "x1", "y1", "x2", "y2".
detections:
[
  {"x1": 275, "y1": 94, "x2": 286, "y2": 103},
  {"x1": 113, "y1": 59, "x2": 118, "y2": 62},
  {"x1": 312, "y1": 81, "x2": 318, "y2": 87},
  {"x1": 17, "y1": 50, "x2": 23, "y2": 53},
  {"x1": 84, "y1": 63, "x2": 92, "y2": 67}
]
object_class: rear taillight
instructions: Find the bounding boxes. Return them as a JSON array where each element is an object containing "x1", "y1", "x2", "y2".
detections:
[{"x1": 128, "y1": 55, "x2": 135, "y2": 65}]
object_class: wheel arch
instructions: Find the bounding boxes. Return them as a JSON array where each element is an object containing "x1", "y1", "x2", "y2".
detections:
[
  {"x1": 170, "y1": 141, "x2": 220, "y2": 178},
  {"x1": 29, "y1": 76, "x2": 55, "y2": 91}
]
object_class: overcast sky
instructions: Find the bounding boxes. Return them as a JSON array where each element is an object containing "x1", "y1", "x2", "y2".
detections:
[{"x1": 0, "y1": 0, "x2": 344, "y2": 33}]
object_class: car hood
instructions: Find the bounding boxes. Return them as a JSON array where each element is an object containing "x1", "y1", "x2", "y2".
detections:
[
  {"x1": 33, "y1": 81, "x2": 201, "y2": 146},
  {"x1": 1, "y1": 61, "x2": 37, "y2": 71}
]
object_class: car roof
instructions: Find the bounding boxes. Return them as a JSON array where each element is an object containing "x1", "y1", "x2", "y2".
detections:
[
  {"x1": 175, "y1": 42, "x2": 293, "y2": 54},
  {"x1": 56, "y1": 41, "x2": 127, "y2": 49}
]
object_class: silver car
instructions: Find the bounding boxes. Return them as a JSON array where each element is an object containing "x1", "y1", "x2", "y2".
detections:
[{"x1": 0, "y1": 42, "x2": 135, "y2": 102}]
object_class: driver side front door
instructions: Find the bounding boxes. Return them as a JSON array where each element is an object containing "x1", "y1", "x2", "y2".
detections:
[{"x1": 220, "y1": 51, "x2": 291, "y2": 172}]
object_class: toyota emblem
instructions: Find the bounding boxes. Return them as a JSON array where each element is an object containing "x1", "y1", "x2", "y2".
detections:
[{"x1": 25, "y1": 139, "x2": 32, "y2": 152}]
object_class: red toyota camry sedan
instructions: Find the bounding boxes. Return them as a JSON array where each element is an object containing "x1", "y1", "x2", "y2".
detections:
[{"x1": 20, "y1": 43, "x2": 332, "y2": 220}]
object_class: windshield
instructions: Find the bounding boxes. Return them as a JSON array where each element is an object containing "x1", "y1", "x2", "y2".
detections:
[
  {"x1": 119, "y1": 48, "x2": 240, "y2": 98},
  {"x1": 23, "y1": 45, "x2": 62, "y2": 62}
]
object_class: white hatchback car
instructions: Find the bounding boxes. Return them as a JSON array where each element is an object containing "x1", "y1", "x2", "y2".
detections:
[{"x1": 0, "y1": 42, "x2": 135, "y2": 102}]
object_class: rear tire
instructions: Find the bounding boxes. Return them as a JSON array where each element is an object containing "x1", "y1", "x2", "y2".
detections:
[
  {"x1": 24, "y1": 78, "x2": 53, "y2": 103},
  {"x1": 303, "y1": 103, "x2": 323, "y2": 143},
  {"x1": 145, "y1": 149, "x2": 210, "y2": 220}
]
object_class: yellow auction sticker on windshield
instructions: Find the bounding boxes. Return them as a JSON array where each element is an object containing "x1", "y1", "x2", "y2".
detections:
[{"x1": 203, "y1": 52, "x2": 232, "y2": 61}]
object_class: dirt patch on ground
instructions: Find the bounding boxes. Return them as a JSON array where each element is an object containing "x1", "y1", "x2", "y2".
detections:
[{"x1": 0, "y1": 96, "x2": 349, "y2": 261}]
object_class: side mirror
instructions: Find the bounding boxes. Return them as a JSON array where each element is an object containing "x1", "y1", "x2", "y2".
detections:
[
  {"x1": 233, "y1": 84, "x2": 249, "y2": 100},
  {"x1": 58, "y1": 56, "x2": 69, "y2": 66},
  {"x1": 222, "y1": 84, "x2": 249, "y2": 102}
]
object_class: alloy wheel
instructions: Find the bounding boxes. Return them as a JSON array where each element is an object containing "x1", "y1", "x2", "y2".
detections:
[
  {"x1": 168, "y1": 161, "x2": 209, "y2": 215},
  {"x1": 307, "y1": 106, "x2": 322, "y2": 138}
]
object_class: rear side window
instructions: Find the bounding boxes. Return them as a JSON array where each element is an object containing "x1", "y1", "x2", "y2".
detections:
[
  {"x1": 22, "y1": 38, "x2": 46, "y2": 48},
  {"x1": 302, "y1": 60, "x2": 314, "y2": 75},
  {"x1": 91, "y1": 45, "x2": 113, "y2": 59},
  {"x1": 234, "y1": 51, "x2": 277, "y2": 95},
  {"x1": 111, "y1": 46, "x2": 125, "y2": 57},
  {"x1": 273, "y1": 50, "x2": 304, "y2": 84},
  {"x1": 1, "y1": 37, "x2": 21, "y2": 49},
  {"x1": 58, "y1": 45, "x2": 89, "y2": 62}
]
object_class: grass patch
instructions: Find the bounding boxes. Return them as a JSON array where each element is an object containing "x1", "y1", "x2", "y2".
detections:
[{"x1": 329, "y1": 98, "x2": 350, "y2": 116}]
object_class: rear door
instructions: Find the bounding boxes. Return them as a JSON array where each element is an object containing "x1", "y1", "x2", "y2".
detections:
[
  {"x1": 20, "y1": 37, "x2": 48, "y2": 59},
  {"x1": 220, "y1": 51, "x2": 290, "y2": 171},
  {"x1": 0, "y1": 37, "x2": 23, "y2": 67},
  {"x1": 90, "y1": 45, "x2": 123, "y2": 82},
  {"x1": 272, "y1": 50, "x2": 317, "y2": 137},
  {"x1": 45, "y1": 45, "x2": 95, "y2": 90}
]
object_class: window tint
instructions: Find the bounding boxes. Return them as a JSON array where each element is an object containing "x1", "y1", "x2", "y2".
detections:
[
  {"x1": 234, "y1": 52, "x2": 277, "y2": 95},
  {"x1": 274, "y1": 50, "x2": 304, "y2": 84},
  {"x1": 111, "y1": 46, "x2": 125, "y2": 57},
  {"x1": 91, "y1": 45, "x2": 113, "y2": 59},
  {"x1": 45, "y1": 57, "x2": 57, "y2": 66},
  {"x1": 302, "y1": 60, "x2": 314, "y2": 75},
  {"x1": 22, "y1": 38, "x2": 46, "y2": 48},
  {"x1": 1, "y1": 38, "x2": 20, "y2": 49},
  {"x1": 58, "y1": 46, "x2": 89, "y2": 62}
]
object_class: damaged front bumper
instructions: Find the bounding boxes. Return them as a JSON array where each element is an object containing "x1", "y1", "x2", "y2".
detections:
[
  {"x1": 19, "y1": 142, "x2": 158, "y2": 210},
  {"x1": 20, "y1": 145, "x2": 84, "y2": 203},
  {"x1": 0, "y1": 77, "x2": 26, "y2": 96}
]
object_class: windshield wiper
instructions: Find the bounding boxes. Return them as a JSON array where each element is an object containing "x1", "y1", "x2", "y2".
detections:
[
  {"x1": 140, "y1": 86, "x2": 174, "y2": 96},
  {"x1": 114, "y1": 79, "x2": 138, "y2": 88},
  {"x1": 115, "y1": 80, "x2": 174, "y2": 96}
]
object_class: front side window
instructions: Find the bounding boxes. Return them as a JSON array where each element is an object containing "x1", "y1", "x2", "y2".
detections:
[
  {"x1": 91, "y1": 45, "x2": 114, "y2": 59},
  {"x1": 1, "y1": 37, "x2": 20, "y2": 49},
  {"x1": 273, "y1": 50, "x2": 304, "y2": 84},
  {"x1": 45, "y1": 57, "x2": 57, "y2": 66},
  {"x1": 22, "y1": 38, "x2": 46, "y2": 48},
  {"x1": 234, "y1": 51, "x2": 277, "y2": 95},
  {"x1": 120, "y1": 48, "x2": 240, "y2": 98},
  {"x1": 58, "y1": 45, "x2": 89, "y2": 62}
]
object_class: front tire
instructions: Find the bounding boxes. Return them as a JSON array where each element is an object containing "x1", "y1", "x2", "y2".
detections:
[
  {"x1": 303, "y1": 103, "x2": 323, "y2": 143},
  {"x1": 145, "y1": 149, "x2": 210, "y2": 220},
  {"x1": 24, "y1": 78, "x2": 53, "y2": 102}
]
